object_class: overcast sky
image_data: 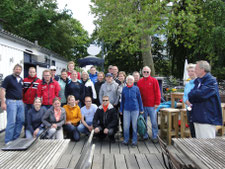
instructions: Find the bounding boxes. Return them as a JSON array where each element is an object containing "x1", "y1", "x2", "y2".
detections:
[{"x1": 57, "y1": 0, "x2": 95, "y2": 36}]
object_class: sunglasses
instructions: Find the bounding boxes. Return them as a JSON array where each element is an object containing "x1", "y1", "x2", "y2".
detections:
[
  {"x1": 103, "y1": 100, "x2": 108, "y2": 102},
  {"x1": 51, "y1": 69, "x2": 56, "y2": 71},
  {"x1": 143, "y1": 71, "x2": 149, "y2": 73},
  {"x1": 85, "y1": 101, "x2": 91, "y2": 102}
]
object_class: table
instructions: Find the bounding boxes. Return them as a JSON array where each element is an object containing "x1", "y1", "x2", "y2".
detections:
[
  {"x1": 0, "y1": 139, "x2": 69, "y2": 169},
  {"x1": 173, "y1": 138, "x2": 225, "y2": 169},
  {"x1": 171, "y1": 92, "x2": 185, "y2": 108}
]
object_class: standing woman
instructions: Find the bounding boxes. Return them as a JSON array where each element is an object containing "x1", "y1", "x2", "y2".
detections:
[
  {"x1": 63, "y1": 95, "x2": 82, "y2": 141},
  {"x1": 65, "y1": 70, "x2": 85, "y2": 107},
  {"x1": 42, "y1": 97, "x2": 66, "y2": 139},
  {"x1": 183, "y1": 63, "x2": 197, "y2": 138},
  {"x1": 58, "y1": 69, "x2": 68, "y2": 107},
  {"x1": 26, "y1": 97, "x2": 47, "y2": 138},
  {"x1": 120, "y1": 75, "x2": 144, "y2": 146},
  {"x1": 81, "y1": 71, "x2": 97, "y2": 101}
]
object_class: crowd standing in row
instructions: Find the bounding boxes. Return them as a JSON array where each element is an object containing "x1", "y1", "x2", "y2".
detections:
[{"x1": 1, "y1": 60, "x2": 220, "y2": 145}]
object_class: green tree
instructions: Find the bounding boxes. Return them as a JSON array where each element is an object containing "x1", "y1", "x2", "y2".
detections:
[
  {"x1": 0, "y1": 0, "x2": 90, "y2": 60},
  {"x1": 91, "y1": 0, "x2": 169, "y2": 75}
]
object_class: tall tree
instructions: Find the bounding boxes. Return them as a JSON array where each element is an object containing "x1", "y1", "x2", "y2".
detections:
[
  {"x1": 0, "y1": 0, "x2": 90, "y2": 60},
  {"x1": 91, "y1": 0, "x2": 169, "y2": 75}
]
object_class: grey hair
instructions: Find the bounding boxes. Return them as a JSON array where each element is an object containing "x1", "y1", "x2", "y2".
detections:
[
  {"x1": 186, "y1": 63, "x2": 196, "y2": 71},
  {"x1": 196, "y1": 60, "x2": 211, "y2": 73},
  {"x1": 126, "y1": 75, "x2": 134, "y2": 82},
  {"x1": 142, "y1": 66, "x2": 151, "y2": 71}
]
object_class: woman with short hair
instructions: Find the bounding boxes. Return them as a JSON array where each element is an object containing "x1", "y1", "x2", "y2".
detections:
[
  {"x1": 120, "y1": 75, "x2": 144, "y2": 146},
  {"x1": 42, "y1": 97, "x2": 66, "y2": 139}
]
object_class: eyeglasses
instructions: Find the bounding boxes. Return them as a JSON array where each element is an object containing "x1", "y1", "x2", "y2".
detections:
[
  {"x1": 143, "y1": 71, "x2": 149, "y2": 73},
  {"x1": 51, "y1": 69, "x2": 56, "y2": 71},
  {"x1": 103, "y1": 100, "x2": 108, "y2": 102},
  {"x1": 85, "y1": 101, "x2": 91, "y2": 102}
]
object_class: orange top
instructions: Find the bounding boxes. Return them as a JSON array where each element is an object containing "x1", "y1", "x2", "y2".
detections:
[{"x1": 63, "y1": 104, "x2": 81, "y2": 126}]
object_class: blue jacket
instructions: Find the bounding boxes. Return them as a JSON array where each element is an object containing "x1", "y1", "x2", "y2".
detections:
[
  {"x1": 183, "y1": 79, "x2": 195, "y2": 104},
  {"x1": 89, "y1": 72, "x2": 98, "y2": 84},
  {"x1": 120, "y1": 85, "x2": 144, "y2": 112},
  {"x1": 188, "y1": 73, "x2": 222, "y2": 125}
]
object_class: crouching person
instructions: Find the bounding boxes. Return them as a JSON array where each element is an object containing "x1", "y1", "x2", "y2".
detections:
[
  {"x1": 77, "y1": 96, "x2": 98, "y2": 135},
  {"x1": 26, "y1": 97, "x2": 46, "y2": 138},
  {"x1": 42, "y1": 97, "x2": 66, "y2": 139},
  {"x1": 93, "y1": 96, "x2": 118, "y2": 142},
  {"x1": 63, "y1": 95, "x2": 81, "y2": 141}
]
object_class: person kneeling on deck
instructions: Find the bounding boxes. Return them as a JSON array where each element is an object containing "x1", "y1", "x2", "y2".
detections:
[
  {"x1": 77, "y1": 96, "x2": 97, "y2": 135},
  {"x1": 42, "y1": 97, "x2": 66, "y2": 139},
  {"x1": 63, "y1": 95, "x2": 82, "y2": 141},
  {"x1": 93, "y1": 96, "x2": 118, "y2": 143}
]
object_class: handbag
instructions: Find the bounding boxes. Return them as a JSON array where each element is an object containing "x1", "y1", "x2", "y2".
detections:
[{"x1": 137, "y1": 115, "x2": 147, "y2": 137}]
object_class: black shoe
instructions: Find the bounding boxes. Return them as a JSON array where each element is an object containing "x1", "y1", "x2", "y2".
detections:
[
  {"x1": 122, "y1": 141, "x2": 128, "y2": 146},
  {"x1": 152, "y1": 138, "x2": 159, "y2": 144},
  {"x1": 131, "y1": 143, "x2": 137, "y2": 148}
]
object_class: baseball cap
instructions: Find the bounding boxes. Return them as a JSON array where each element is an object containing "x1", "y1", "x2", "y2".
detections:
[
  {"x1": 105, "y1": 73, "x2": 113, "y2": 77},
  {"x1": 50, "y1": 66, "x2": 56, "y2": 70}
]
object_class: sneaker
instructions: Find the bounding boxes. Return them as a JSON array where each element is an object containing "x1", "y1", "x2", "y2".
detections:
[
  {"x1": 122, "y1": 141, "x2": 128, "y2": 146},
  {"x1": 152, "y1": 138, "x2": 159, "y2": 144},
  {"x1": 131, "y1": 143, "x2": 137, "y2": 148}
]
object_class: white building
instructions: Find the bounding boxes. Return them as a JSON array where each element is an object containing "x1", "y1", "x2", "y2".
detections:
[{"x1": 0, "y1": 28, "x2": 68, "y2": 131}]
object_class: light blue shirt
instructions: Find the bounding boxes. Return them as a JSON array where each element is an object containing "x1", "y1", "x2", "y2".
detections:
[
  {"x1": 81, "y1": 104, "x2": 98, "y2": 123},
  {"x1": 183, "y1": 79, "x2": 195, "y2": 104}
]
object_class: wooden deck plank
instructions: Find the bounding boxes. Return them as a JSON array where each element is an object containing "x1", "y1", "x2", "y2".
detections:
[
  {"x1": 110, "y1": 142, "x2": 120, "y2": 154},
  {"x1": 93, "y1": 140, "x2": 102, "y2": 154},
  {"x1": 114, "y1": 154, "x2": 127, "y2": 169},
  {"x1": 92, "y1": 154, "x2": 103, "y2": 169},
  {"x1": 104, "y1": 154, "x2": 115, "y2": 169},
  {"x1": 146, "y1": 153, "x2": 165, "y2": 169},
  {"x1": 119, "y1": 143, "x2": 129, "y2": 154},
  {"x1": 71, "y1": 139, "x2": 85, "y2": 154},
  {"x1": 101, "y1": 141, "x2": 110, "y2": 154},
  {"x1": 145, "y1": 140, "x2": 160, "y2": 153},
  {"x1": 64, "y1": 141, "x2": 76, "y2": 154},
  {"x1": 68, "y1": 153, "x2": 81, "y2": 169},
  {"x1": 55, "y1": 154, "x2": 72, "y2": 168},
  {"x1": 125, "y1": 154, "x2": 139, "y2": 169},
  {"x1": 137, "y1": 141, "x2": 149, "y2": 154},
  {"x1": 128, "y1": 144, "x2": 139, "y2": 154},
  {"x1": 135, "y1": 154, "x2": 151, "y2": 169}
]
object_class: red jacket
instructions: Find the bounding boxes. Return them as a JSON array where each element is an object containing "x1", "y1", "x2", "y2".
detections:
[
  {"x1": 137, "y1": 76, "x2": 161, "y2": 107},
  {"x1": 37, "y1": 78, "x2": 60, "y2": 105},
  {"x1": 23, "y1": 75, "x2": 41, "y2": 104},
  {"x1": 67, "y1": 71, "x2": 81, "y2": 80}
]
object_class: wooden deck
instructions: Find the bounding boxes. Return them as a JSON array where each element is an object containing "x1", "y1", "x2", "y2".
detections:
[{"x1": 0, "y1": 118, "x2": 191, "y2": 169}]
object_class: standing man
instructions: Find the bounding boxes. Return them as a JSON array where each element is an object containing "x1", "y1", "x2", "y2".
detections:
[
  {"x1": 137, "y1": 66, "x2": 161, "y2": 143},
  {"x1": 23, "y1": 67, "x2": 41, "y2": 132},
  {"x1": 37, "y1": 70, "x2": 60, "y2": 109},
  {"x1": 108, "y1": 65, "x2": 113, "y2": 74},
  {"x1": 89, "y1": 66, "x2": 98, "y2": 84},
  {"x1": 112, "y1": 66, "x2": 119, "y2": 80},
  {"x1": 78, "y1": 96, "x2": 98, "y2": 135},
  {"x1": 0, "y1": 64, "x2": 24, "y2": 143},
  {"x1": 188, "y1": 60, "x2": 222, "y2": 138},
  {"x1": 67, "y1": 61, "x2": 81, "y2": 80}
]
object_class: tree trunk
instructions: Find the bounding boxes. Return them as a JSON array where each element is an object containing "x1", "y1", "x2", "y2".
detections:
[{"x1": 141, "y1": 35, "x2": 155, "y2": 76}]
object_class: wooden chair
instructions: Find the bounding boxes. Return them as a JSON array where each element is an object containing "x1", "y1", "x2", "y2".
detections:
[
  {"x1": 158, "y1": 136, "x2": 197, "y2": 169},
  {"x1": 180, "y1": 109, "x2": 191, "y2": 138},
  {"x1": 160, "y1": 108, "x2": 180, "y2": 145}
]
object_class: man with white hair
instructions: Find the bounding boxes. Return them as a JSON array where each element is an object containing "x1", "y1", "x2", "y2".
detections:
[
  {"x1": 137, "y1": 66, "x2": 161, "y2": 143},
  {"x1": 188, "y1": 60, "x2": 222, "y2": 138}
]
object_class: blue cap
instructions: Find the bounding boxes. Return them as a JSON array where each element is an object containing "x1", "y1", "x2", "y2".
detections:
[{"x1": 106, "y1": 73, "x2": 113, "y2": 77}]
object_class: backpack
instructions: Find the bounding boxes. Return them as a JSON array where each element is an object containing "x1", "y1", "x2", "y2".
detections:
[{"x1": 137, "y1": 115, "x2": 147, "y2": 137}]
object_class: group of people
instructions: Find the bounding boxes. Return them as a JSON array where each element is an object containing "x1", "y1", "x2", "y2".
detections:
[
  {"x1": 1, "y1": 59, "x2": 221, "y2": 146},
  {"x1": 0, "y1": 61, "x2": 161, "y2": 146}
]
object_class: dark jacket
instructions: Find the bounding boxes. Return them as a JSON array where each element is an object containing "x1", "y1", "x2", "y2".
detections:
[
  {"x1": 188, "y1": 73, "x2": 222, "y2": 125},
  {"x1": 42, "y1": 106, "x2": 66, "y2": 129},
  {"x1": 27, "y1": 106, "x2": 47, "y2": 134},
  {"x1": 93, "y1": 104, "x2": 118, "y2": 131},
  {"x1": 65, "y1": 80, "x2": 85, "y2": 102}
]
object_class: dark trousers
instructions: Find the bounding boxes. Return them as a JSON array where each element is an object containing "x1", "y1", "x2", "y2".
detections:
[
  {"x1": 94, "y1": 128, "x2": 116, "y2": 141},
  {"x1": 187, "y1": 110, "x2": 196, "y2": 138},
  {"x1": 64, "y1": 124, "x2": 80, "y2": 141}
]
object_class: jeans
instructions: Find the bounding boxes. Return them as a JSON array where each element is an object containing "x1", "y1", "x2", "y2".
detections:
[
  {"x1": 5, "y1": 99, "x2": 25, "y2": 143},
  {"x1": 47, "y1": 128, "x2": 64, "y2": 139},
  {"x1": 187, "y1": 110, "x2": 195, "y2": 138},
  {"x1": 123, "y1": 110, "x2": 139, "y2": 144},
  {"x1": 26, "y1": 128, "x2": 44, "y2": 139},
  {"x1": 64, "y1": 124, "x2": 80, "y2": 141},
  {"x1": 77, "y1": 122, "x2": 92, "y2": 134},
  {"x1": 143, "y1": 107, "x2": 158, "y2": 139},
  {"x1": 24, "y1": 104, "x2": 32, "y2": 130}
]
